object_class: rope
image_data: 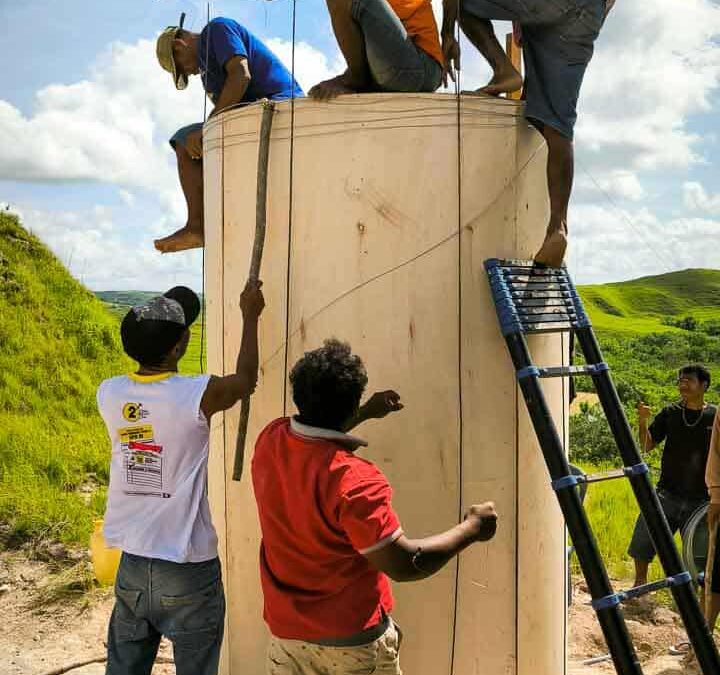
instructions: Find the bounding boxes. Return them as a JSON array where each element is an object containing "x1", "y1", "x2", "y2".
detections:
[
  {"x1": 450, "y1": 6, "x2": 463, "y2": 672},
  {"x1": 199, "y1": 1, "x2": 213, "y2": 374},
  {"x1": 232, "y1": 100, "x2": 276, "y2": 482},
  {"x1": 282, "y1": 0, "x2": 298, "y2": 417}
]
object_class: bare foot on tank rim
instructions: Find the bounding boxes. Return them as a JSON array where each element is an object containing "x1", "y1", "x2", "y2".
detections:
[
  {"x1": 534, "y1": 229, "x2": 567, "y2": 268},
  {"x1": 463, "y1": 69, "x2": 523, "y2": 97}
]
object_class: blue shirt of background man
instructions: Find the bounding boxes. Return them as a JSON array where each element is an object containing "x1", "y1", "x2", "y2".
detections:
[{"x1": 199, "y1": 17, "x2": 304, "y2": 103}]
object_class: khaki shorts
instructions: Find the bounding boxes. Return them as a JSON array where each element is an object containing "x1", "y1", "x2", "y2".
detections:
[{"x1": 267, "y1": 621, "x2": 402, "y2": 675}]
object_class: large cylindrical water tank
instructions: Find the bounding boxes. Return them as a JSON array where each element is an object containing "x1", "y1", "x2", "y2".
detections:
[{"x1": 203, "y1": 93, "x2": 568, "y2": 675}]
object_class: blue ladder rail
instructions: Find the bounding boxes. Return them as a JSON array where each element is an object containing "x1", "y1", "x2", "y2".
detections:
[{"x1": 484, "y1": 258, "x2": 720, "y2": 675}]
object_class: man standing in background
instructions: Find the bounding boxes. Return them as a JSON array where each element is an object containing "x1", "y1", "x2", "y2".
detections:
[{"x1": 628, "y1": 365, "x2": 715, "y2": 589}]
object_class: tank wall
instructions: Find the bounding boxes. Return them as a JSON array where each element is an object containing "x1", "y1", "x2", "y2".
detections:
[{"x1": 204, "y1": 94, "x2": 566, "y2": 675}]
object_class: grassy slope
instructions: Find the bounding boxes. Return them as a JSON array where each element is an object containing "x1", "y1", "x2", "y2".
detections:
[
  {"x1": 0, "y1": 213, "x2": 132, "y2": 546},
  {"x1": 579, "y1": 269, "x2": 720, "y2": 334}
]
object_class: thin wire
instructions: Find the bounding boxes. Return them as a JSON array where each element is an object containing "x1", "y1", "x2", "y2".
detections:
[
  {"x1": 254, "y1": 139, "x2": 546, "y2": 374},
  {"x1": 282, "y1": 0, "x2": 297, "y2": 417},
  {"x1": 199, "y1": 1, "x2": 212, "y2": 374},
  {"x1": 450, "y1": 6, "x2": 463, "y2": 672},
  {"x1": 576, "y1": 159, "x2": 677, "y2": 272}
]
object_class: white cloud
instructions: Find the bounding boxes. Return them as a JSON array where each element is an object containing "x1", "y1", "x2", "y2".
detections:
[
  {"x1": 0, "y1": 38, "x2": 195, "y2": 191},
  {"x1": 0, "y1": 35, "x2": 336, "y2": 190},
  {"x1": 576, "y1": 0, "x2": 720, "y2": 173},
  {"x1": 17, "y1": 204, "x2": 203, "y2": 292},
  {"x1": 568, "y1": 202, "x2": 720, "y2": 284},
  {"x1": 118, "y1": 189, "x2": 136, "y2": 207},
  {"x1": 684, "y1": 181, "x2": 720, "y2": 215},
  {"x1": 0, "y1": 33, "x2": 347, "y2": 291},
  {"x1": 264, "y1": 38, "x2": 344, "y2": 92},
  {"x1": 581, "y1": 169, "x2": 645, "y2": 202}
]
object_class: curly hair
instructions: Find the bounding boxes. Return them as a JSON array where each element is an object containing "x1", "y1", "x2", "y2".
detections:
[{"x1": 290, "y1": 339, "x2": 368, "y2": 430}]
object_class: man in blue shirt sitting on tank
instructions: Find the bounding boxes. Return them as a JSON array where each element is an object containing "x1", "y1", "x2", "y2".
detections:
[{"x1": 155, "y1": 17, "x2": 303, "y2": 254}]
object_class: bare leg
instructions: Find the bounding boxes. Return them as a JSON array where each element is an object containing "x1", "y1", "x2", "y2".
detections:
[
  {"x1": 633, "y1": 559, "x2": 649, "y2": 588},
  {"x1": 458, "y1": 13, "x2": 522, "y2": 96},
  {"x1": 534, "y1": 126, "x2": 572, "y2": 268},
  {"x1": 309, "y1": 0, "x2": 371, "y2": 100},
  {"x1": 154, "y1": 145, "x2": 204, "y2": 253}
]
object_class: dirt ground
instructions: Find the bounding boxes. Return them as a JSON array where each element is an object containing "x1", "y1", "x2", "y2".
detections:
[{"x1": 0, "y1": 551, "x2": 711, "y2": 675}]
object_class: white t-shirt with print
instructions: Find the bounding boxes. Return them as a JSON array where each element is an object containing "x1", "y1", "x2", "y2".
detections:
[{"x1": 97, "y1": 372, "x2": 217, "y2": 563}]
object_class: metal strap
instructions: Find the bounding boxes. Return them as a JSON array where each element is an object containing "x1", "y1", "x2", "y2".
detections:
[
  {"x1": 551, "y1": 474, "x2": 584, "y2": 491},
  {"x1": 623, "y1": 463, "x2": 649, "y2": 477},
  {"x1": 554, "y1": 463, "x2": 648, "y2": 492},
  {"x1": 591, "y1": 572, "x2": 692, "y2": 611},
  {"x1": 517, "y1": 366, "x2": 541, "y2": 380}
]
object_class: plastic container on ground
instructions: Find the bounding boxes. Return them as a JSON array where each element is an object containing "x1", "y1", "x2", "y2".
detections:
[{"x1": 89, "y1": 519, "x2": 121, "y2": 586}]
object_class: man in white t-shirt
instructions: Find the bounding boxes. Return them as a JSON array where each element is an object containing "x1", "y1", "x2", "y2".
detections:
[{"x1": 97, "y1": 281, "x2": 264, "y2": 675}]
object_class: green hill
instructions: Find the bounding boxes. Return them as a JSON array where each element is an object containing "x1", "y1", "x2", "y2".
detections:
[
  {"x1": 573, "y1": 269, "x2": 720, "y2": 413},
  {"x1": 579, "y1": 269, "x2": 720, "y2": 335},
  {"x1": 0, "y1": 212, "x2": 131, "y2": 547}
]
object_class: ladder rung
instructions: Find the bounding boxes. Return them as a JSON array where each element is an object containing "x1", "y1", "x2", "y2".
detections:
[
  {"x1": 503, "y1": 273, "x2": 570, "y2": 284},
  {"x1": 551, "y1": 463, "x2": 649, "y2": 491},
  {"x1": 515, "y1": 298, "x2": 570, "y2": 308},
  {"x1": 512, "y1": 290, "x2": 571, "y2": 300},
  {"x1": 591, "y1": 573, "x2": 692, "y2": 611},
  {"x1": 516, "y1": 364, "x2": 610, "y2": 380},
  {"x1": 490, "y1": 259, "x2": 566, "y2": 273},
  {"x1": 516, "y1": 307, "x2": 576, "y2": 317},
  {"x1": 583, "y1": 468, "x2": 627, "y2": 484},
  {"x1": 511, "y1": 291, "x2": 572, "y2": 302},
  {"x1": 507, "y1": 282, "x2": 570, "y2": 292},
  {"x1": 520, "y1": 322, "x2": 577, "y2": 334}
]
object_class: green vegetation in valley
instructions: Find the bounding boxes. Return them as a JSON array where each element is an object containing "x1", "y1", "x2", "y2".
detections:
[{"x1": 571, "y1": 269, "x2": 720, "y2": 578}]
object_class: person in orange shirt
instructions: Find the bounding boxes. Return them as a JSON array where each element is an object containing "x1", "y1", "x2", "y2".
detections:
[{"x1": 309, "y1": 0, "x2": 443, "y2": 100}]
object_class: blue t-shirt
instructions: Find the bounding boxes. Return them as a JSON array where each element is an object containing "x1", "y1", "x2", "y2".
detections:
[{"x1": 199, "y1": 17, "x2": 304, "y2": 104}]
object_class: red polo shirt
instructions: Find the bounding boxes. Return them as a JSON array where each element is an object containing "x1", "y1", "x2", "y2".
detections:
[{"x1": 251, "y1": 417, "x2": 403, "y2": 641}]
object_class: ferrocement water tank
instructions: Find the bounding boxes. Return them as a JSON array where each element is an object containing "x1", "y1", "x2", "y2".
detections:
[{"x1": 203, "y1": 93, "x2": 568, "y2": 675}]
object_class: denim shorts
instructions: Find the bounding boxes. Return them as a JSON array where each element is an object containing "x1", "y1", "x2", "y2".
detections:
[
  {"x1": 352, "y1": 0, "x2": 442, "y2": 93},
  {"x1": 170, "y1": 122, "x2": 204, "y2": 150},
  {"x1": 628, "y1": 489, "x2": 708, "y2": 563},
  {"x1": 461, "y1": 0, "x2": 605, "y2": 138},
  {"x1": 106, "y1": 552, "x2": 225, "y2": 675}
]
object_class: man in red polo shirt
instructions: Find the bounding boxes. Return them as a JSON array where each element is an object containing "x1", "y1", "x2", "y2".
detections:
[{"x1": 252, "y1": 338, "x2": 498, "y2": 674}]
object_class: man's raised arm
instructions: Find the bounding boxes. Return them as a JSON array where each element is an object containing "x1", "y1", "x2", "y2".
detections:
[{"x1": 201, "y1": 279, "x2": 265, "y2": 420}]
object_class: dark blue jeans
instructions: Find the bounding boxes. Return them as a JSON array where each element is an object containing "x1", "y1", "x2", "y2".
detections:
[
  {"x1": 106, "y1": 552, "x2": 225, "y2": 675},
  {"x1": 628, "y1": 489, "x2": 708, "y2": 562}
]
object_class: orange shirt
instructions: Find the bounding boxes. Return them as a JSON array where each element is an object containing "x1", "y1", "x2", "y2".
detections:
[{"x1": 389, "y1": 0, "x2": 444, "y2": 66}]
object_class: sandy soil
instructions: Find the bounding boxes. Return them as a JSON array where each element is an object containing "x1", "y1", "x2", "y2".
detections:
[{"x1": 0, "y1": 551, "x2": 712, "y2": 675}]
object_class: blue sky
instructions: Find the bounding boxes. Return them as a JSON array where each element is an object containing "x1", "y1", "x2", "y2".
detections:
[{"x1": 1, "y1": 0, "x2": 719, "y2": 291}]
